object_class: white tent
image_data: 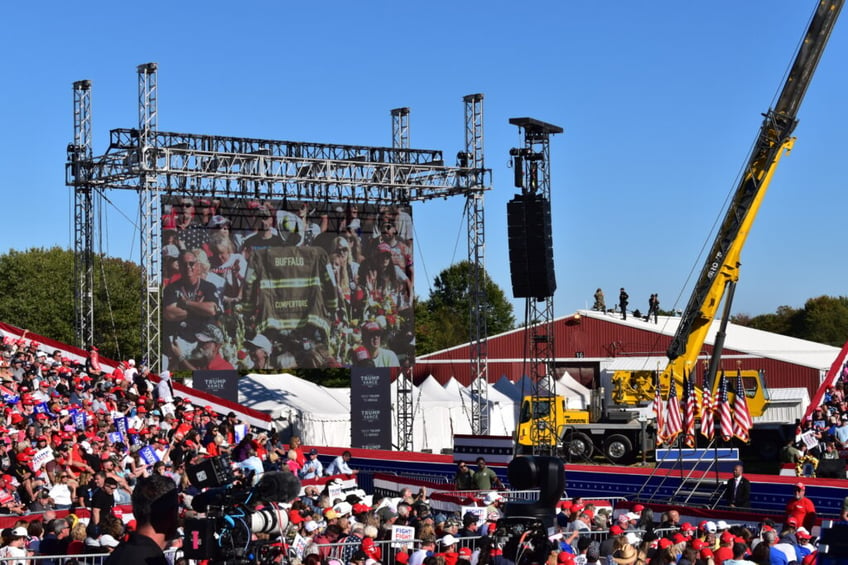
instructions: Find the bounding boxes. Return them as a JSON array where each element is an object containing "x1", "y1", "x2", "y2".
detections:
[
  {"x1": 555, "y1": 371, "x2": 592, "y2": 409},
  {"x1": 239, "y1": 373, "x2": 351, "y2": 447},
  {"x1": 238, "y1": 373, "x2": 519, "y2": 453},
  {"x1": 443, "y1": 376, "x2": 466, "y2": 398}
]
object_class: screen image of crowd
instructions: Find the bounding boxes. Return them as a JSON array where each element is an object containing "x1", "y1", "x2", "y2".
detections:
[{"x1": 161, "y1": 196, "x2": 414, "y2": 371}]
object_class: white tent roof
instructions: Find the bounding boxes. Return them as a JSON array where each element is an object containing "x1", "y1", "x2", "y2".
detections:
[
  {"x1": 418, "y1": 375, "x2": 460, "y2": 403},
  {"x1": 236, "y1": 371, "x2": 520, "y2": 454},
  {"x1": 443, "y1": 376, "x2": 466, "y2": 397}
]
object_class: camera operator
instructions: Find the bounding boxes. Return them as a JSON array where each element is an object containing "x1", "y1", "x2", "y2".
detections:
[{"x1": 105, "y1": 474, "x2": 179, "y2": 565}]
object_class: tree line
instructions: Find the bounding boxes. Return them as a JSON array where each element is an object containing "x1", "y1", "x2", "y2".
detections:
[{"x1": 1, "y1": 248, "x2": 845, "y2": 360}]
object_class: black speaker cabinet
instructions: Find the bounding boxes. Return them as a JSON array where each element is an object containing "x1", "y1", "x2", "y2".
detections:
[{"x1": 507, "y1": 194, "x2": 556, "y2": 299}]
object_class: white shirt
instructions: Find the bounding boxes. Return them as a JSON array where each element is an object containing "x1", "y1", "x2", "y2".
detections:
[
  {"x1": 326, "y1": 455, "x2": 354, "y2": 475},
  {"x1": 409, "y1": 548, "x2": 433, "y2": 565}
]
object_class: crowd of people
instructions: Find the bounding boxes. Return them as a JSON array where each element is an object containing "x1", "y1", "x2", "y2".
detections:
[
  {"x1": 780, "y1": 368, "x2": 848, "y2": 478},
  {"x1": 0, "y1": 334, "x2": 840, "y2": 565},
  {"x1": 0, "y1": 336, "x2": 369, "y2": 562},
  {"x1": 161, "y1": 197, "x2": 415, "y2": 372},
  {"x1": 276, "y1": 478, "x2": 829, "y2": 565},
  {"x1": 542, "y1": 500, "x2": 830, "y2": 565}
]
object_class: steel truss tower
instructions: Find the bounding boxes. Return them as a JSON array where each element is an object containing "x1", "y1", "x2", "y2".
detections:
[
  {"x1": 65, "y1": 64, "x2": 492, "y2": 386},
  {"x1": 70, "y1": 80, "x2": 94, "y2": 349},
  {"x1": 138, "y1": 63, "x2": 161, "y2": 370},
  {"x1": 391, "y1": 105, "x2": 414, "y2": 451},
  {"x1": 464, "y1": 94, "x2": 489, "y2": 435},
  {"x1": 509, "y1": 117, "x2": 563, "y2": 456}
]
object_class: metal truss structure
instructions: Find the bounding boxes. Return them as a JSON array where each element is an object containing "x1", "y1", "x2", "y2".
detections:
[
  {"x1": 391, "y1": 105, "x2": 413, "y2": 450},
  {"x1": 464, "y1": 94, "x2": 489, "y2": 436},
  {"x1": 70, "y1": 80, "x2": 95, "y2": 349},
  {"x1": 509, "y1": 117, "x2": 563, "y2": 457},
  {"x1": 66, "y1": 63, "x2": 492, "y2": 442}
]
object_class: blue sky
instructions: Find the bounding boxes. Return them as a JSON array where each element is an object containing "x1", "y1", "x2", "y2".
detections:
[{"x1": 1, "y1": 1, "x2": 846, "y2": 323}]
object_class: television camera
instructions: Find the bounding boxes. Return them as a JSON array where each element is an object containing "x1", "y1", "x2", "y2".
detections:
[
  {"x1": 182, "y1": 455, "x2": 301, "y2": 565},
  {"x1": 490, "y1": 456, "x2": 565, "y2": 565}
]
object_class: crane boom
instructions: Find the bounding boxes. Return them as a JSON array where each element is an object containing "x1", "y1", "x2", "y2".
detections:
[
  {"x1": 665, "y1": 0, "x2": 843, "y2": 378},
  {"x1": 518, "y1": 1, "x2": 843, "y2": 463}
]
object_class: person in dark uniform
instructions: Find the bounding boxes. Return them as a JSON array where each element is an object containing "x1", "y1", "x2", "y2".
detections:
[
  {"x1": 105, "y1": 474, "x2": 178, "y2": 565},
  {"x1": 646, "y1": 294, "x2": 659, "y2": 323},
  {"x1": 619, "y1": 288, "x2": 629, "y2": 320},
  {"x1": 724, "y1": 464, "x2": 751, "y2": 508},
  {"x1": 90, "y1": 474, "x2": 117, "y2": 525}
]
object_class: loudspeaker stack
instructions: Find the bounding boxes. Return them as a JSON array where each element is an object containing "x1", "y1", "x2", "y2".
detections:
[{"x1": 507, "y1": 194, "x2": 556, "y2": 300}]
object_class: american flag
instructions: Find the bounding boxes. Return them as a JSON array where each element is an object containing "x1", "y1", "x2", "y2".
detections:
[
  {"x1": 654, "y1": 372, "x2": 665, "y2": 446},
  {"x1": 700, "y1": 379, "x2": 715, "y2": 441},
  {"x1": 717, "y1": 372, "x2": 735, "y2": 442},
  {"x1": 665, "y1": 372, "x2": 683, "y2": 443},
  {"x1": 733, "y1": 371, "x2": 754, "y2": 442},
  {"x1": 683, "y1": 371, "x2": 696, "y2": 447}
]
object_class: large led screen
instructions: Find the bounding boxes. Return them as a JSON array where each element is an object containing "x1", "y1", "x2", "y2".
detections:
[{"x1": 160, "y1": 197, "x2": 413, "y2": 371}]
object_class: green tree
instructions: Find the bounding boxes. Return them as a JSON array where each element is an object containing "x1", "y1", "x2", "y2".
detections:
[
  {"x1": 736, "y1": 304, "x2": 799, "y2": 336},
  {"x1": 0, "y1": 247, "x2": 142, "y2": 360},
  {"x1": 416, "y1": 261, "x2": 515, "y2": 355},
  {"x1": 794, "y1": 296, "x2": 848, "y2": 346},
  {"x1": 735, "y1": 297, "x2": 848, "y2": 346}
]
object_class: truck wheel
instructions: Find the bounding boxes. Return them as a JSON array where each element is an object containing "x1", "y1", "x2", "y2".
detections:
[
  {"x1": 604, "y1": 434, "x2": 634, "y2": 464},
  {"x1": 564, "y1": 432, "x2": 594, "y2": 460}
]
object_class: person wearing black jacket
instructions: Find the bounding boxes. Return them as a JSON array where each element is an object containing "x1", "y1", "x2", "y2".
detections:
[{"x1": 725, "y1": 464, "x2": 751, "y2": 508}]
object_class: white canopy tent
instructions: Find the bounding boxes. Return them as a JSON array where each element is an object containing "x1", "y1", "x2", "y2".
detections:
[
  {"x1": 236, "y1": 371, "x2": 640, "y2": 453},
  {"x1": 238, "y1": 373, "x2": 523, "y2": 454},
  {"x1": 238, "y1": 373, "x2": 352, "y2": 447}
]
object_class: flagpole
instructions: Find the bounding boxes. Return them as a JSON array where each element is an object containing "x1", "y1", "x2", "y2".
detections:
[{"x1": 706, "y1": 360, "x2": 720, "y2": 495}]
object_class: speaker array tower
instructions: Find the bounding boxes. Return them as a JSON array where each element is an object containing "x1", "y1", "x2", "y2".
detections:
[{"x1": 507, "y1": 117, "x2": 563, "y2": 457}]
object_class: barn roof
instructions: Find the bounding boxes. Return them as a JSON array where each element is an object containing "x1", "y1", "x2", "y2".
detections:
[
  {"x1": 419, "y1": 309, "x2": 840, "y2": 372},
  {"x1": 576, "y1": 309, "x2": 838, "y2": 371}
]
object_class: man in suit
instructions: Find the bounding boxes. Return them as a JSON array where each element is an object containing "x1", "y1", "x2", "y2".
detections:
[{"x1": 725, "y1": 464, "x2": 751, "y2": 508}]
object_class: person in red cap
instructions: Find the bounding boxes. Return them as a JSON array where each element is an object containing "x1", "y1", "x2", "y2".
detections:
[
  {"x1": 785, "y1": 482, "x2": 816, "y2": 531},
  {"x1": 557, "y1": 549, "x2": 576, "y2": 565},
  {"x1": 796, "y1": 528, "x2": 815, "y2": 559},
  {"x1": 715, "y1": 531, "x2": 735, "y2": 564},
  {"x1": 600, "y1": 526, "x2": 623, "y2": 558},
  {"x1": 0, "y1": 474, "x2": 26, "y2": 514}
]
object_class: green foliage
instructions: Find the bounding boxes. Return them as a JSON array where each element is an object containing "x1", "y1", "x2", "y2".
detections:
[
  {"x1": 734, "y1": 297, "x2": 848, "y2": 347},
  {"x1": 291, "y1": 367, "x2": 352, "y2": 387},
  {"x1": 415, "y1": 261, "x2": 515, "y2": 355},
  {"x1": 0, "y1": 247, "x2": 142, "y2": 360},
  {"x1": 795, "y1": 296, "x2": 848, "y2": 346}
]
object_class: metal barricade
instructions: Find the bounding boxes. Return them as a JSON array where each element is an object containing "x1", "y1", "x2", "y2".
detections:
[{"x1": 2, "y1": 547, "x2": 179, "y2": 565}]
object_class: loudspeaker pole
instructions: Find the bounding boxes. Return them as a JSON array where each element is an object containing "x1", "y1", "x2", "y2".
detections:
[{"x1": 509, "y1": 117, "x2": 563, "y2": 457}]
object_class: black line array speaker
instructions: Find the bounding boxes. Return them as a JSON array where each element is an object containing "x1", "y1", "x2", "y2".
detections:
[{"x1": 507, "y1": 194, "x2": 556, "y2": 299}]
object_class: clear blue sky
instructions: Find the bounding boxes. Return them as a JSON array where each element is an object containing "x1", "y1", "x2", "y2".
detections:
[{"x1": 1, "y1": 1, "x2": 846, "y2": 322}]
